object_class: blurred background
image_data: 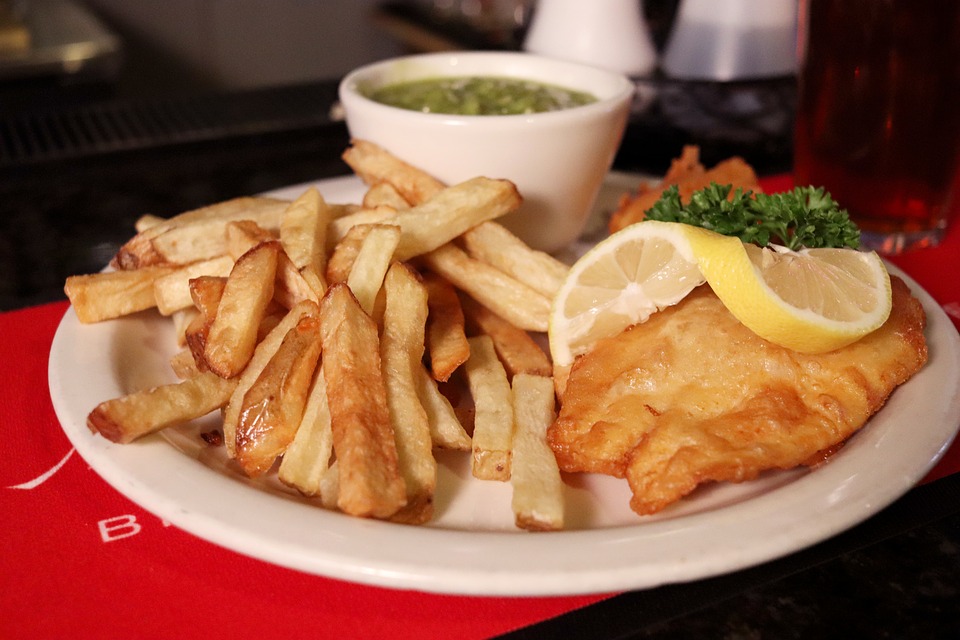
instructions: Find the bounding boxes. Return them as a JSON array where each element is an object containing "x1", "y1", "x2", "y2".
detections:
[
  {"x1": 0, "y1": 0, "x2": 797, "y2": 309},
  {"x1": 0, "y1": 0, "x2": 796, "y2": 165},
  {"x1": 0, "y1": 0, "x2": 405, "y2": 103}
]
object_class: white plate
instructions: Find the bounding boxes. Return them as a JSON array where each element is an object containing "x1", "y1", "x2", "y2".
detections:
[{"x1": 49, "y1": 175, "x2": 960, "y2": 596}]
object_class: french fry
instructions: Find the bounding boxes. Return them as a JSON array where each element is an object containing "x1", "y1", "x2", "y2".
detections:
[
  {"x1": 326, "y1": 223, "x2": 372, "y2": 284},
  {"x1": 415, "y1": 364, "x2": 471, "y2": 450},
  {"x1": 345, "y1": 143, "x2": 522, "y2": 261},
  {"x1": 203, "y1": 241, "x2": 279, "y2": 378},
  {"x1": 391, "y1": 177, "x2": 522, "y2": 262},
  {"x1": 510, "y1": 373, "x2": 563, "y2": 531},
  {"x1": 462, "y1": 221, "x2": 569, "y2": 298},
  {"x1": 423, "y1": 273, "x2": 470, "y2": 382},
  {"x1": 256, "y1": 308, "x2": 285, "y2": 342},
  {"x1": 226, "y1": 221, "x2": 318, "y2": 308},
  {"x1": 110, "y1": 227, "x2": 167, "y2": 270},
  {"x1": 222, "y1": 300, "x2": 319, "y2": 457},
  {"x1": 279, "y1": 187, "x2": 328, "y2": 270},
  {"x1": 236, "y1": 314, "x2": 323, "y2": 477},
  {"x1": 460, "y1": 294, "x2": 552, "y2": 378},
  {"x1": 380, "y1": 263, "x2": 436, "y2": 524},
  {"x1": 113, "y1": 197, "x2": 289, "y2": 269},
  {"x1": 225, "y1": 220, "x2": 275, "y2": 258},
  {"x1": 319, "y1": 460, "x2": 340, "y2": 510},
  {"x1": 345, "y1": 224, "x2": 401, "y2": 316},
  {"x1": 363, "y1": 181, "x2": 412, "y2": 210},
  {"x1": 150, "y1": 198, "x2": 290, "y2": 265},
  {"x1": 171, "y1": 307, "x2": 198, "y2": 347},
  {"x1": 184, "y1": 313, "x2": 208, "y2": 369},
  {"x1": 153, "y1": 255, "x2": 234, "y2": 316},
  {"x1": 87, "y1": 371, "x2": 237, "y2": 444},
  {"x1": 170, "y1": 348, "x2": 201, "y2": 380},
  {"x1": 328, "y1": 203, "x2": 362, "y2": 219},
  {"x1": 319, "y1": 283, "x2": 407, "y2": 519},
  {"x1": 64, "y1": 265, "x2": 177, "y2": 323},
  {"x1": 421, "y1": 243, "x2": 551, "y2": 332},
  {"x1": 166, "y1": 196, "x2": 288, "y2": 230},
  {"x1": 279, "y1": 188, "x2": 331, "y2": 298},
  {"x1": 343, "y1": 139, "x2": 445, "y2": 205},
  {"x1": 299, "y1": 265, "x2": 327, "y2": 299},
  {"x1": 464, "y1": 335, "x2": 515, "y2": 481},
  {"x1": 189, "y1": 275, "x2": 227, "y2": 316},
  {"x1": 278, "y1": 363, "x2": 334, "y2": 496},
  {"x1": 327, "y1": 205, "x2": 399, "y2": 251},
  {"x1": 332, "y1": 178, "x2": 520, "y2": 261},
  {"x1": 183, "y1": 276, "x2": 226, "y2": 368}
]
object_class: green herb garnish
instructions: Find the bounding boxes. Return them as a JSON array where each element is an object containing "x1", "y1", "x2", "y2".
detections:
[{"x1": 644, "y1": 183, "x2": 861, "y2": 250}]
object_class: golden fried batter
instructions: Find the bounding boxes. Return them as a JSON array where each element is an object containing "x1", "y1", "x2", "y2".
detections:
[{"x1": 548, "y1": 276, "x2": 927, "y2": 515}]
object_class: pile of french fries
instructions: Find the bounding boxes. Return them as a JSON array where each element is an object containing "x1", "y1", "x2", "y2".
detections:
[{"x1": 65, "y1": 140, "x2": 569, "y2": 531}]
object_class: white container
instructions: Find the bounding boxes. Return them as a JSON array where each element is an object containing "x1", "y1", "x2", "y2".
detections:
[
  {"x1": 523, "y1": 0, "x2": 658, "y2": 77},
  {"x1": 339, "y1": 52, "x2": 634, "y2": 252},
  {"x1": 662, "y1": 0, "x2": 799, "y2": 80}
]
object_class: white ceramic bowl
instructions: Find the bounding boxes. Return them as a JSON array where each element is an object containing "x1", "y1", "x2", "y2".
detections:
[{"x1": 338, "y1": 51, "x2": 634, "y2": 252}]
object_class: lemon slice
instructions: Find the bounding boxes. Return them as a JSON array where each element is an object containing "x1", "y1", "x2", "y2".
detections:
[
  {"x1": 548, "y1": 220, "x2": 705, "y2": 367},
  {"x1": 682, "y1": 226, "x2": 892, "y2": 353}
]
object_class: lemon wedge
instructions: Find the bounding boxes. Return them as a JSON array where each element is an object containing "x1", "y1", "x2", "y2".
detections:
[
  {"x1": 548, "y1": 220, "x2": 705, "y2": 368},
  {"x1": 682, "y1": 225, "x2": 892, "y2": 353},
  {"x1": 549, "y1": 220, "x2": 894, "y2": 368}
]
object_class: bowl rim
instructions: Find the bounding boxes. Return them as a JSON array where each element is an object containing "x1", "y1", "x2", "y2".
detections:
[{"x1": 338, "y1": 51, "x2": 636, "y2": 123}]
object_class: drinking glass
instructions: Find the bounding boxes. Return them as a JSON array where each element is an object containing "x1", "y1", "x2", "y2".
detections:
[{"x1": 793, "y1": 0, "x2": 960, "y2": 254}]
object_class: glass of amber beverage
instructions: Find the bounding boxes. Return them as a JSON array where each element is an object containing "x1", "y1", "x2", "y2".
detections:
[{"x1": 793, "y1": 0, "x2": 960, "y2": 254}]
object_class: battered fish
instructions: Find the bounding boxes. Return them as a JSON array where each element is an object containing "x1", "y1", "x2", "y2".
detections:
[{"x1": 548, "y1": 276, "x2": 927, "y2": 515}]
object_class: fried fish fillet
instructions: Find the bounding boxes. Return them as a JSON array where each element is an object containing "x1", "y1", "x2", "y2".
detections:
[{"x1": 547, "y1": 276, "x2": 927, "y2": 515}]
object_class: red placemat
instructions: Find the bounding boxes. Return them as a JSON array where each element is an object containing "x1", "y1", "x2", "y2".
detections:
[
  {"x1": 3, "y1": 176, "x2": 958, "y2": 639},
  {"x1": 0, "y1": 300, "x2": 608, "y2": 639}
]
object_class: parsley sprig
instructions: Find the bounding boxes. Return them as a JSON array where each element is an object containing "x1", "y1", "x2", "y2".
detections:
[{"x1": 644, "y1": 183, "x2": 861, "y2": 250}]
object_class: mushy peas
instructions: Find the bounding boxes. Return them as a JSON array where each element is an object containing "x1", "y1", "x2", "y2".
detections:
[{"x1": 367, "y1": 76, "x2": 597, "y2": 115}]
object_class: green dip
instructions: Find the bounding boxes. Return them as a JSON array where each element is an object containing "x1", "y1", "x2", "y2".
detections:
[{"x1": 366, "y1": 76, "x2": 598, "y2": 115}]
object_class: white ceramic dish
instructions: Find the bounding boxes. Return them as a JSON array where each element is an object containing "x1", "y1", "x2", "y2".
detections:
[
  {"x1": 523, "y1": 0, "x2": 658, "y2": 76},
  {"x1": 339, "y1": 51, "x2": 633, "y2": 253},
  {"x1": 48, "y1": 175, "x2": 960, "y2": 596}
]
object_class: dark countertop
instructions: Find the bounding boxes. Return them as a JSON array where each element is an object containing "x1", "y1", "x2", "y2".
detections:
[
  {"x1": 506, "y1": 476, "x2": 960, "y2": 639},
  {"x1": 2, "y1": 78, "x2": 958, "y2": 638},
  {"x1": 0, "y1": 82, "x2": 350, "y2": 310}
]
